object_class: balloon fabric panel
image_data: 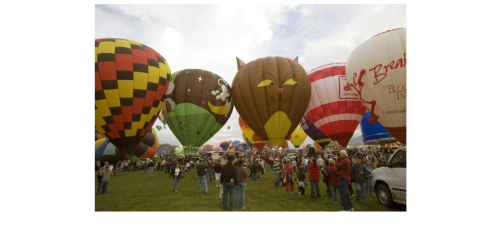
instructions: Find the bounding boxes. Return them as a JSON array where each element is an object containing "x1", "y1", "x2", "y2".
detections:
[{"x1": 300, "y1": 116, "x2": 331, "y2": 148}]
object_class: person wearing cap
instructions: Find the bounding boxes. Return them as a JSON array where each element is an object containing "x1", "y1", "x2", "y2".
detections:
[
  {"x1": 336, "y1": 150, "x2": 354, "y2": 211},
  {"x1": 221, "y1": 156, "x2": 238, "y2": 211},
  {"x1": 96, "y1": 162, "x2": 112, "y2": 195},
  {"x1": 272, "y1": 158, "x2": 282, "y2": 187},
  {"x1": 235, "y1": 159, "x2": 247, "y2": 209}
]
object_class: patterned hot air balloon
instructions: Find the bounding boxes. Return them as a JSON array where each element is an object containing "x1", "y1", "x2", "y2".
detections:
[
  {"x1": 232, "y1": 56, "x2": 311, "y2": 147},
  {"x1": 346, "y1": 28, "x2": 406, "y2": 144},
  {"x1": 239, "y1": 116, "x2": 266, "y2": 151},
  {"x1": 300, "y1": 116, "x2": 331, "y2": 149},
  {"x1": 305, "y1": 63, "x2": 365, "y2": 148},
  {"x1": 95, "y1": 38, "x2": 171, "y2": 157},
  {"x1": 289, "y1": 123, "x2": 307, "y2": 148},
  {"x1": 162, "y1": 69, "x2": 234, "y2": 154}
]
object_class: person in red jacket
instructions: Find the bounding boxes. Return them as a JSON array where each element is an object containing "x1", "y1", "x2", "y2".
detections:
[
  {"x1": 336, "y1": 150, "x2": 354, "y2": 211},
  {"x1": 327, "y1": 159, "x2": 340, "y2": 204},
  {"x1": 307, "y1": 158, "x2": 321, "y2": 198}
]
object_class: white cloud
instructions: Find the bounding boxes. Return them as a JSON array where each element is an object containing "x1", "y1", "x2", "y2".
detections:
[{"x1": 96, "y1": 4, "x2": 405, "y2": 147}]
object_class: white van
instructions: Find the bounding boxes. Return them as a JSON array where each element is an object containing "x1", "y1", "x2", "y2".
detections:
[{"x1": 372, "y1": 147, "x2": 406, "y2": 207}]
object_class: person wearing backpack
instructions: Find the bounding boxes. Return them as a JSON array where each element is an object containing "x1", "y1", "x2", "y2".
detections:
[{"x1": 284, "y1": 160, "x2": 295, "y2": 195}]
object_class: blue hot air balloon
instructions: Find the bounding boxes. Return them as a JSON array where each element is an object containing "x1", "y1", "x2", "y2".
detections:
[{"x1": 360, "y1": 110, "x2": 397, "y2": 145}]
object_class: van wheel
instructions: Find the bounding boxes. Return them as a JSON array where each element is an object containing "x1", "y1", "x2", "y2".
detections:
[{"x1": 376, "y1": 184, "x2": 395, "y2": 208}]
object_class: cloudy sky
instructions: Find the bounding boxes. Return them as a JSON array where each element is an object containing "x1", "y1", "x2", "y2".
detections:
[{"x1": 95, "y1": 4, "x2": 406, "y2": 147}]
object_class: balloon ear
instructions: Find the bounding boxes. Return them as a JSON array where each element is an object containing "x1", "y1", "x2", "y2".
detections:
[
  {"x1": 293, "y1": 56, "x2": 299, "y2": 63},
  {"x1": 236, "y1": 57, "x2": 246, "y2": 70}
]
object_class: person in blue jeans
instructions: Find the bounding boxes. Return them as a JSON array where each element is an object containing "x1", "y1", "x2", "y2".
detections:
[
  {"x1": 327, "y1": 159, "x2": 340, "y2": 203},
  {"x1": 196, "y1": 161, "x2": 208, "y2": 194},
  {"x1": 169, "y1": 163, "x2": 181, "y2": 192},
  {"x1": 336, "y1": 150, "x2": 354, "y2": 211},
  {"x1": 363, "y1": 159, "x2": 373, "y2": 195},
  {"x1": 236, "y1": 159, "x2": 247, "y2": 209},
  {"x1": 221, "y1": 156, "x2": 238, "y2": 210},
  {"x1": 97, "y1": 164, "x2": 112, "y2": 195},
  {"x1": 272, "y1": 158, "x2": 281, "y2": 187}
]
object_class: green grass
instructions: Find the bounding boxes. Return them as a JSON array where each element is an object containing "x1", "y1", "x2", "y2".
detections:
[{"x1": 95, "y1": 166, "x2": 406, "y2": 211}]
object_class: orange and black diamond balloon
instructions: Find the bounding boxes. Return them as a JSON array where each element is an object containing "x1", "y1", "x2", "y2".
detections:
[{"x1": 95, "y1": 38, "x2": 171, "y2": 156}]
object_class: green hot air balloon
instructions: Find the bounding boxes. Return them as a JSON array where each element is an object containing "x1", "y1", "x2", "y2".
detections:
[{"x1": 162, "y1": 69, "x2": 234, "y2": 154}]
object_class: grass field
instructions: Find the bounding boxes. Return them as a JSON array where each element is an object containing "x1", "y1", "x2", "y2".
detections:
[{"x1": 95, "y1": 165, "x2": 406, "y2": 211}]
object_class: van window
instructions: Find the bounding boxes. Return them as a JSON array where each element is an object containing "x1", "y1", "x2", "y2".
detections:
[{"x1": 390, "y1": 149, "x2": 406, "y2": 168}]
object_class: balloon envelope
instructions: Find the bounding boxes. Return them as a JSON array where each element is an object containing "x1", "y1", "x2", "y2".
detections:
[
  {"x1": 346, "y1": 28, "x2": 406, "y2": 144},
  {"x1": 95, "y1": 38, "x2": 171, "y2": 156},
  {"x1": 162, "y1": 69, "x2": 233, "y2": 154},
  {"x1": 289, "y1": 123, "x2": 307, "y2": 148},
  {"x1": 305, "y1": 63, "x2": 365, "y2": 148},
  {"x1": 360, "y1": 109, "x2": 397, "y2": 145},
  {"x1": 232, "y1": 56, "x2": 311, "y2": 147},
  {"x1": 300, "y1": 116, "x2": 331, "y2": 149},
  {"x1": 239, "y1": 116, "x2": 266, "y2": 151}
]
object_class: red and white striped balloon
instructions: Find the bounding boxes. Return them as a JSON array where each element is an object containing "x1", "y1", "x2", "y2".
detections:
[{"x1": 305, "y1": 63, "x2": 366, "y2": 147}]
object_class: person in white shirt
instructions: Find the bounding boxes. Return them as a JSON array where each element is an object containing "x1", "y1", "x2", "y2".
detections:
[{"x1": 169, "y1": 163, "x2": 181, "y2": 192}]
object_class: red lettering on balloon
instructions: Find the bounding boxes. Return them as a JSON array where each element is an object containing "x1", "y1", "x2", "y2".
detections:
[
  {"x1": 371, "y1": 53, "x2": 406, "y2": 85},
  {"x1": 349, "y1": 53, "x2": 406, "y2": 123}
]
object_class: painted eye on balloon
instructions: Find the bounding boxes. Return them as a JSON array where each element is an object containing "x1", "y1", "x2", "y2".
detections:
[
  {"x1": 257, "y1": 79, "x2": 277, "y2": 87},
  {"x1": 283, "y1": 79, "x2": 300, "y2": 86}
]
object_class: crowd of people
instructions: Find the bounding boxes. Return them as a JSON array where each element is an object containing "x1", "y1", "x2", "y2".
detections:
[{"x1": 95, "y1": 147, "x2": 398, "y2": 211}]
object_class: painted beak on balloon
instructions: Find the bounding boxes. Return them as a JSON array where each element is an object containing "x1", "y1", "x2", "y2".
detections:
[{"x1": 277, "y1": 88, "x2": 284, "y2": 93}]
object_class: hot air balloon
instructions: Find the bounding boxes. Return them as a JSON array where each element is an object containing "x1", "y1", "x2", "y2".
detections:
[
  {"x1": 174, "y1": 145, "x2": 184, "y2": 154},
  {"x1": 239, "y1": 116, "x2": 266, "y2": 151},
  {"x1": 240, "y1": 143, "x2": 249, "y2": 152},
  {"x1": 242, "y1": 134, "x2": 253, "y2": 148},
  {"x1": 162, "y1": 69, "x2": 234, "y2": 154},
  {"x1": 156, "y1": 125, "x2": 162, "y2": 131},
  {"x1": 346, "y1": 28, "x2": 406, "y2": 144},
  {"x1": 132, "y1": 128, "x2": 159, "y2": 159},
  {"x1": 95, "y1": 38, "x2": 171, "y2": 157},
  {"x1": 385, "y1": 141, "x2": 402, "y2": 148},
  {"x1": 232, "y1": 56, "x2": 311, "y2": 147},
  {"x1": 203, "y1": 144, "x2": 214, "y2": 152},
  {"x1": 305, "y1": 63, "x2": 365, "y2": 148},
  {"x1": 232, "y1": 140, "x2": 241, "y2": 148},
  {"x1": 227, "y1": 125, "x2": 231, "y2": 130},
  {"x1": 219, "y1": 141, "x2": 229, "y2": 151},
  {"x1": 300, "y1": 116, "x2": 331, "y2": 149},
  {"x1": 228, "y1": 140, "x2": 233, "y2": 145},
  {"x1": 95, "y1": 140, "x2": 123, "y2": 164},
  {"x1": 289, "y1": 123, "x2": 307, "y2": 148},
  {"x1": 360, "y1": 109, "x2": 397, "y2": 146},
  {"x1": 313, "y1": 142, "x2": 324, "y2": 151}
]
